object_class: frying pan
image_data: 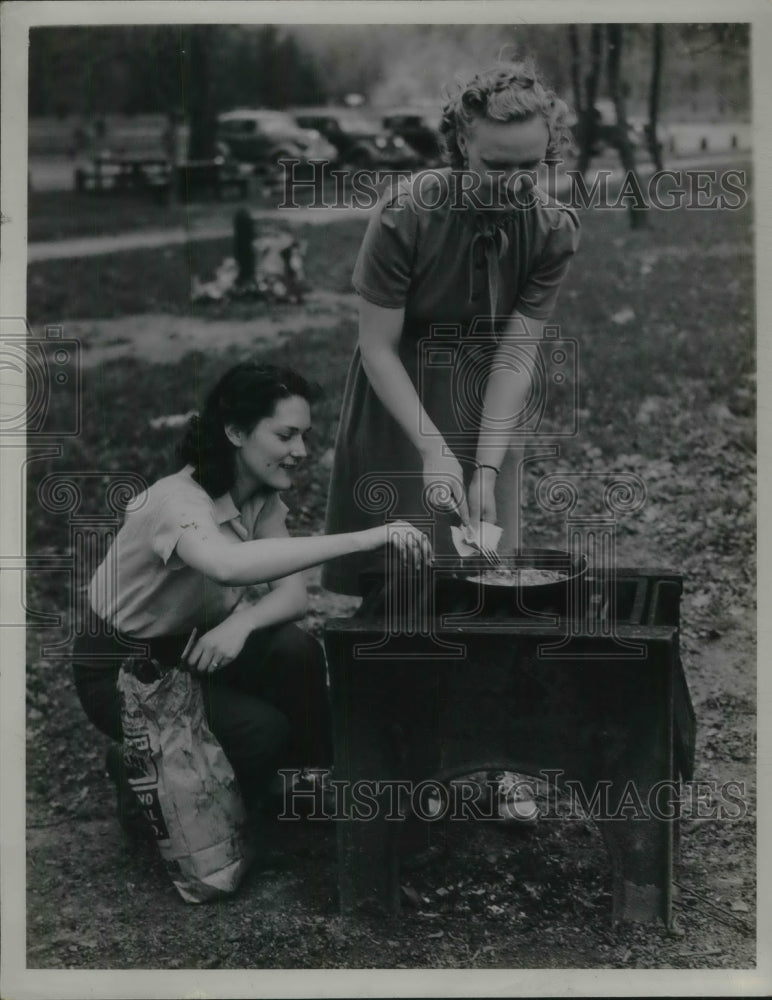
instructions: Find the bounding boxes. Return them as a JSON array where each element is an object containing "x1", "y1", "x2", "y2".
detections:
[
  {"x1": 358, "y1": 547, "x2": 588, "y2": 618},
  {"x1": 433, "y1": 547, "x2": 588, "y2": 616}
]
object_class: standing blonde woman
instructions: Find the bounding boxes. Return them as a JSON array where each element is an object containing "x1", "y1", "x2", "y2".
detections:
[{"x1": 323, "y1": 62, "x2": 579, "y2": 595}]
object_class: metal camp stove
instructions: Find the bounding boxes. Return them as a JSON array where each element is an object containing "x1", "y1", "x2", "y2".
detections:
[{"x1": 324, "y1": 562, "x2": 695, "y2": 927}]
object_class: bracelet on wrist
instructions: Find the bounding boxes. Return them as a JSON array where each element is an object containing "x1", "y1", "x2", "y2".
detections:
[{"x1": 477, "y1": 463, "x2": 500, "y2": 476}]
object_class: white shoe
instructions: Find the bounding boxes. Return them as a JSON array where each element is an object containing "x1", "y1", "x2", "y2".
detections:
[{"x1": 491, "y1": 772, "x2": 540, "y2": 827}]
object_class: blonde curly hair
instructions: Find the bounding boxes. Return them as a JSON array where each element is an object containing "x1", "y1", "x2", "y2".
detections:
[{"x1": 439, "y1": 61, "x2": 575, "y2": 169}]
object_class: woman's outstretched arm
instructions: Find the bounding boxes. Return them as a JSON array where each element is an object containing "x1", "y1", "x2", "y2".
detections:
[{"x1": 175, "y1": 519, "x2": 430, "y2": 588}]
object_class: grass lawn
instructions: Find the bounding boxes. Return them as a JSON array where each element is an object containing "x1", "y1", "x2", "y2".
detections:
[
  {"x1": 27, "y1": 217, "x2": 361, "y2": 324},
  {"x1": 27, "y1": 188, "x2": 232, "y2": 243},
  {"x1": 28, "y1": 177, "x2": 344, "y2": 242}
]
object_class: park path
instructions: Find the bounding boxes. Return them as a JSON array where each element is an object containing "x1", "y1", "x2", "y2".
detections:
[{"x1": 27, "y1": 152, "x2": 749, "y2": 264}]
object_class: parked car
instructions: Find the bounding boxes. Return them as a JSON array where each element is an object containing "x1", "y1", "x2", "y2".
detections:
[
  {"x1": 381, "y1": 110, "x2": 443, "y2": 166},
  {"x1": 292, "y1": 108, "x2": 422, "y2": 170},
  {"x1": 216, "y1": 109, "x2": 338, "y2": 174}
]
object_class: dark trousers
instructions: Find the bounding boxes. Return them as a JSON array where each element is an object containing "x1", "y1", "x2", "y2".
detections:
[{"x1": 72, "y1": 620, "x2": 333, "y2": 807}]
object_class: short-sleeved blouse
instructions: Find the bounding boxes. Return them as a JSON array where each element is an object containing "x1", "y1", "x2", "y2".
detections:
[
  {"x1": 322, "y1": 168, "x2": 580, "y2": 596},
  {"x1": 89, "y1": 466, "x2": 288, "y2": 637}
]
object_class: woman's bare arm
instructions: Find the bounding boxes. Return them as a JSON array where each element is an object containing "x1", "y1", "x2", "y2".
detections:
[
  {"x1": 174, "y1": 520, "x2": 430, "y2": 588},
  {"x1": 475, "y1": 312, "x2": 541, "y2": 473},
  {"x1": 468, "y1": 312, "x2": 541, "y2": 530}
]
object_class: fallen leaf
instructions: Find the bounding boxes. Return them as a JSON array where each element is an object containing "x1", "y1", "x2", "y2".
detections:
[
  {"x1": 611, "y1": 307, "x2": 635, "y2": 325},
  {"x1": 635, "y1": 396, "x2": 666, "y2": 424},
  {"x1": 148, "y1": 411, "x2": 196, "y2": 430},
  {"x1": 730, "y1": 900, "x2": 750, "y2": 913}
]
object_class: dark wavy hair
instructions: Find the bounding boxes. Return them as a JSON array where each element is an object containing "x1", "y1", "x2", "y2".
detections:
[
  {"x1": 177, "y1": 362, "x2": 322, "y2": 497},
  {"x1": 439, "y1": 60, "x2": 575, "y2": 169}
]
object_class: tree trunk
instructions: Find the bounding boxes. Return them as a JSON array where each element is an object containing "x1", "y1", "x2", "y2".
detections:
[
  {"x1": 647, "y1": 24, "x2": 664, "y2": 170},
  {"x1": 186, "y1": 26, "x2": 218, "y2": 161},
  {"x1": 607, "y1": 23, "x2": 648, "y2": 228},
  {"x1": 577, "y1": 24, "x2": 603, "y2": 176},
  {"x1": 568, "y1": 25, "x2": 585, "y2": 168},
  {"x1": 568, "y1": 25, "x2": 583, "y2": 118}
]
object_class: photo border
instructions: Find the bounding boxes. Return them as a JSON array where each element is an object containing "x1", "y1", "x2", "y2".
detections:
[{"x1": 2, "y1": 1, "x2": 769, "y2": 997}]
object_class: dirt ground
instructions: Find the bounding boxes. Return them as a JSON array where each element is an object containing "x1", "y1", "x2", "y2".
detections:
[
  {"x1": 23, "y1": 309, "x2": 758, "y2": 976},
  {"x1": 61, "y1": 291, "x2": 357, "y2": 368}
]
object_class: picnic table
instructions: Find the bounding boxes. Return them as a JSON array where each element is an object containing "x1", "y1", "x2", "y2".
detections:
[
  {"x1": 73, "y1": 154, "x2": 170, "y2": 199},
  {"x1": 73, "y1": 154, "x2": 251, "y2": 202}
]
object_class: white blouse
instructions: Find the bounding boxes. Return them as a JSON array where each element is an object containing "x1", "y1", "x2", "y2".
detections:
[{"x1": 89, "y1": 466, "x2": 288, "y2": 637}]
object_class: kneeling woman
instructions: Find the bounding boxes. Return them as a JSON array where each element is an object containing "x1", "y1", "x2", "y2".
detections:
[{"x1": 73, "y1": 361, "x2": 430, "y2": 816}]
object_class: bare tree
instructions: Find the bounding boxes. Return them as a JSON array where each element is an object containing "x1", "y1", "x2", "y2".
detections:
[
  {"x1": 569, "y1": 24, "x2": 604, "y2": 176},
  {"x1": 568, "y1": 25, "x2": 582, "y2": 116}
]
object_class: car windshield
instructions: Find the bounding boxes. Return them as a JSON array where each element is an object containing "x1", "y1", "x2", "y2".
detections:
[
  {"x1": 337, "y1": 117, "x2": 377, "y2": 136},
  {"x1": 255, "y1": 114, "x2": 301, "y2": 135},
  {"x1": 221, "y1": 113, "x2": 300, "y2": 137}
]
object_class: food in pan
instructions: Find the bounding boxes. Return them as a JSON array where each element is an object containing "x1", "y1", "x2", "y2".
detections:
[{"x1": 465, "y1": 567, "x2": 569, "y2": 587}]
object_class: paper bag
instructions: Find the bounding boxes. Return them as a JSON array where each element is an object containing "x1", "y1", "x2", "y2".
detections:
[{"x1": 117, "y1": 660, "x2": 254, "y2": 903}]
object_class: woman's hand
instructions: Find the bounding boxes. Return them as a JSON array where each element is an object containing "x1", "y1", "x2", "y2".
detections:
[
  {"x1": 422, "y1": 448, "x2": 470, "y2": 524},
  {"x1": 360, "y1": 520, "x2": 432, "y2": 570},
  {"x1": 468, "y1": 466, "x2": 498, "y2": 526},
  {"x1": 386, "y1": 519, "x2": 433, "y2": 571},
  {"x1": 183, "y1": 616, "x2": 253, "y2": 674}
]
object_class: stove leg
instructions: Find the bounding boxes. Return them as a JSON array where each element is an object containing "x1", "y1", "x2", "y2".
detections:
[
  {"x1": 335, "y1": 788, "x2": 402, "y2": 917},
  {"x1": 596, "y1": 813, "x2": 674, "y2": 926}
]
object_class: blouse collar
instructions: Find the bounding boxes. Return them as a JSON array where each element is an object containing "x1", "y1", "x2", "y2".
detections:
[{"x1": 180, "y1": 464, "x2": 262, "y2": 526}]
